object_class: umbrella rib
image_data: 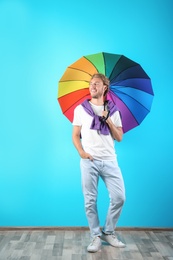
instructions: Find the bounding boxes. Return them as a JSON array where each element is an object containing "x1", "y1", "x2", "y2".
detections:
[
  {"x1": 110, "y1": 65, "x2": 144, "y2": 82},
  {"x1": 60, "y1": 93, "x2": 90, "y2": 114},
  {"x1": 113, "y1": 77, "x2": 151, "y2": 83},
  {"x1": 102, "y1": 53, "x2": 107, "y2": 75},
  {"x1": 68, "y1": 66, "x2": 96, "y2": 77},
  {"x1": 115, "y1": 89, "x2": 151, "y2": 112},
  {"x1": 84, "y1": 57, "x2": 100, "y2": 73},
  {"x1": 59, "y1": 79, "x2": 90, "y2": 83},
  {"x1": 111, "y1": 77, "x2": 152, "y2": 86},
  {"x1": 109, "y1": 91, "x2": 140, "y2": 126},
  {"x1": 111, "y1": 80, "x2": 154, "y2": 95}
]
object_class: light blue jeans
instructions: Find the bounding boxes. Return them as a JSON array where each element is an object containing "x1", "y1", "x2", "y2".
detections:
[{"x1": 80, "y1": 158, "x2": 125, "y2": 238}]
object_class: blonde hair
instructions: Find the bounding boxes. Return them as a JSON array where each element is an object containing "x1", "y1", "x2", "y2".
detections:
[{"x1": 90, "y1": 73, "x2": 109, "y2": 96}]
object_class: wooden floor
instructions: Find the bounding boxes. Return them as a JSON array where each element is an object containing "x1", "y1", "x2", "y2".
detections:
[{"x1": 0, "y1": 229, "x2": 173, "y2": 260}]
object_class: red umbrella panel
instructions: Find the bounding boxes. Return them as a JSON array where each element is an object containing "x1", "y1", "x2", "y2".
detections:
[{"x1": 58, "y1": 52, "x2": 154, "y2": 133}]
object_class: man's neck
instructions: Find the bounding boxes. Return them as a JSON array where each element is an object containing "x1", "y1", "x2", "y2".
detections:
[{"x1": 90, "y1": 97, "x2": 104, "y2": 106}]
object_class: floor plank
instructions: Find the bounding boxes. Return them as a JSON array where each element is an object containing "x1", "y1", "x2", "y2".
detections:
[{"x1": 0, "y1": 230, "x2": 172, "y2": 259}]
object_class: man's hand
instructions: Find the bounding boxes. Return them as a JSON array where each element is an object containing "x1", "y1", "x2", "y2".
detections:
[
  {"x1": 80, "y1": 150, "x2": 93, "y2": 161},
  {"x1": 105, "y1": 117, "x2": 123, "y2": 142},
  {"x1": 72, "y1": 125, "x2": 94, "y2": 160},
  {"x1": 102, "y1": 110, "x2": 110, "y2": 120}
]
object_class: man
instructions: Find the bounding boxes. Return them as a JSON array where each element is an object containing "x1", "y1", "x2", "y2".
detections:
[{"x1": 72, "y1": 73, "x2": 125, "y2": 253}]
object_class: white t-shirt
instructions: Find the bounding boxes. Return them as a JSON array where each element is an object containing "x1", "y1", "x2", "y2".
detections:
[{"x1": 73, "y1": 102, "x2": 122, "y2": 161}]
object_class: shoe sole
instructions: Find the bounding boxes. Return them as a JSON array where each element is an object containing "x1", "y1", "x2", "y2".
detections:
[
  {"x1": 87, "y1": 245, "x2": 101, "y2": 253},
  {"x1": 101, "y1": 237, "x2": 126, "y2": 248}
]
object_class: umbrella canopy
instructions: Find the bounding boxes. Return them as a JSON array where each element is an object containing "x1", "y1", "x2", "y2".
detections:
[{"x1": 58, "y1": 52, "x2": 154, "y2": 133}]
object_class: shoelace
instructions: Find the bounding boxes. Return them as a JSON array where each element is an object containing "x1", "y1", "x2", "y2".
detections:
[
  {"x1": 111, "y1": 233, "x2": 119, "y2": 241},
  {"x1": 112, "y1": 234, "x2": 123, "y2": 245},
  {"x1": 112, "y1": 234, "x2": 118, "y2": 240},
  {"x1": 90, "y1": 237, "x2": 99, "y2": 246}
]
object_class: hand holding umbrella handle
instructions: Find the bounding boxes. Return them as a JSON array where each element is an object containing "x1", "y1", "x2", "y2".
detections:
[{"x1": 100, "y1": 110, "x2": 110, "y2": 122}]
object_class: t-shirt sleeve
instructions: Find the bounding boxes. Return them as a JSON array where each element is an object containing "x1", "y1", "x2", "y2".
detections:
[
  {"x1": 112, "y1": 111, "x2": 123, "y2": 128},
  {"x1": 72, "y1": 106, "x2": 82, "y2": 126}
]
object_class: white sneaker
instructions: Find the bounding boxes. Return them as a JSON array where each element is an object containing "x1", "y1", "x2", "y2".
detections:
[
  {"x1": 87, "y1": 236, "x2": 101, "y2": 252},
  {"x1": 101, "y1": 233, "x2": 125, "y2": 248}
]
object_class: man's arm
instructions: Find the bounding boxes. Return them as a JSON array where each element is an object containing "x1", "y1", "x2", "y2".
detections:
[
  {"x1": 102, "y1": 111, "x2": 123, "y2": 141},
  {"x1": 72, "y1": 125, "x2": 93, "y2": 160},
  {"x1": 106, "y1": 117, "x2": 123, "y2": 141}
]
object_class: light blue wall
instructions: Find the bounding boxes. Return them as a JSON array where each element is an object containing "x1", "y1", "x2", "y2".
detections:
[{"x1": 0, "y1": 0, "x2": 173, "y2": 227}]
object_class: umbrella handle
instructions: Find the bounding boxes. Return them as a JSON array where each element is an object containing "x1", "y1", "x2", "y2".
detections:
[
  {"x1": 104, "y1": 100, "x2": 108, "y2": 111},
  {"x1": 101, "y1": 100, "x2": 110, "y2": 122}
]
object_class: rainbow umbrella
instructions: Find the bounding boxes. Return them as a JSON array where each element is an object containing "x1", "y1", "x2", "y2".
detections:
[{"x1": 58, "y1": 52, "x2": 154, "y2": 133}]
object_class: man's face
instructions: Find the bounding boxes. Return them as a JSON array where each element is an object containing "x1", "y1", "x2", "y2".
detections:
[{"x1": 89, "y1": 77, "x2": 107, "y2": 99}]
